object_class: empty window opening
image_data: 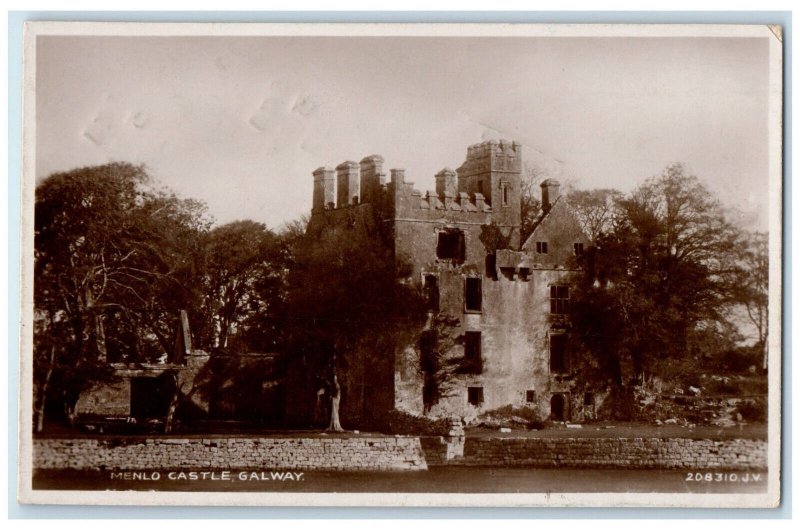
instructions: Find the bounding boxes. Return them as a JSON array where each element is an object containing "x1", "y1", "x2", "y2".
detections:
[
  {"x1": 502, "y1": 185, "x2": 509, "y2": 206},
  {"x1": 574, "y1": 242, "x2": 585, "y2": 256},
  {"x1": 436, "y1": 228, "x2": 466, "y2": 263},
  {"x1": 485, "y1": 253, "x2": 498, "y2": 281},
  {"x1": 550, "y1": 285, "x2": 569, "y2": 314},
  {"x1": 584, "y1": 392, "x2": 596, "y2": 419},
  {"x1": 526, "y1": 390, "x2": 536, "y2": 403},
  {"x1": 465, "y1": 277, "x2": 482, "y2": 312},
  {"x1": 550, "y1": 393, "x2": 567, "y2": 421},
  {"x1": 463, "y1": 331, "x2": 482, "y2": 374},
  {"x1": 423, "y1": 274, "x2": 439, "y2": 312},
  {"x1": 536, "y1": 241, "x2": 549, "y2": 254},
  {"x1": 468, "y1": 386, "x2": 484, "y2": 406},
  {"x1": 500, "y1": 267, "x2": 516, "y2": 281},
  {"x1": 477, "y1": 180, "x2": 484, "y2": 195},
  {"x1": 518, "y1": 267, "x2": 530, "y2": 281},
  {"x1": 550, "y1": 333, "x2": 568, "y2": 373},
  {"x1": 420, "y1": 330, "x2": 439, "y2": 410}
]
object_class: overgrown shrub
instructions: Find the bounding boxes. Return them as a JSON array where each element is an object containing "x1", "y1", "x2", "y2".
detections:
[
  {"x1": 705, "y1": 377, "x2": 743, "y2": 395},
  {"x1": 598, "y1": 386, "x2": 635, "y2": 421},
  {"x1": 474, "y1": 405, "x2": 545, "y2": 430},
  {"x1": 379, "y1": 410, "x2": 455, "y2": 436},
  {"x1": 719, "y1": 347, "x2": 762, "y2": 374},
  {"x1": 736, "y1": 398, "x2": 767, "y2": 423}
]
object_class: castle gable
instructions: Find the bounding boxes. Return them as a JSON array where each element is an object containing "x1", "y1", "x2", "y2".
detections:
[{"x1": 521, "y1": 196, "x2": 589, "y2": 269}]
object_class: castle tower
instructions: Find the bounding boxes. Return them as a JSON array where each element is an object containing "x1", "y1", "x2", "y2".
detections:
[{"x1": 456, "y1": 140, "x2": 522, "y2": 239}]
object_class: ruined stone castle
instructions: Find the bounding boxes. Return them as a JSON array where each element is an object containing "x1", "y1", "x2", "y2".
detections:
[{"x1": 296, "y1": 140, "x2": 590, "y2": 427}]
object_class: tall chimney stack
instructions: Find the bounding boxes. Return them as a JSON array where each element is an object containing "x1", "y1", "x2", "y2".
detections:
[
  {"x1": 359, "y1": 155, "x2": 385, "y2": 204},
  {"x1": 312, "y1": 166, "x2": 335, "y2": 211},
  {"x1": 390, "y1": 168, "x2": 405, "y2": 186},
  {"x1": 435, "y1": 168, "x2": 457, "y2": 197},
  {"x1": 540, "y1": 178, "x2": 561, "y2": 212},
  {"x1": 336, "y1": 161, "x2": 360, "y2": 207}
]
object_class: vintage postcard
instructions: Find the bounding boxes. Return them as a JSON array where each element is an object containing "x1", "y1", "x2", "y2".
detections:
[{"x1": 17, "y1": 22, "x2": 783, "y2": 507}]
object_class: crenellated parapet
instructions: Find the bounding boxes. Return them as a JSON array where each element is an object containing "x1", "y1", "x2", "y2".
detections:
[
  {"x1": 418, "y1": 189, "x2": 490, "y2": 213},
  {"x1": 310, "y1": 141, "x2": 522, "y2": 235},
  {"x1": 391, "y1": 169, "x2": 493, "y2": 220}
]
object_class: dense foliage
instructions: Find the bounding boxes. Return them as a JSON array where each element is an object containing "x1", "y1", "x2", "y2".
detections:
[
  {"x1": 283, "y1": 213, "x2": 429, "y2": 430},
  {"x1": 563, "y1": 165, "x2": 767, "y2": 411}
]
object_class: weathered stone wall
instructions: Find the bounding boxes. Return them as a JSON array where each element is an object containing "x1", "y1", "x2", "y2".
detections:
[
  {"x1": 34, "y1": 436, "x2": 428, "y2": 471},
  {"x1": 423, "y1": 436, "x2": 767, "y2": 470},
  {"x1": 34, "y1": 435, "x2": 766, "y2": 472},
  {"x1": 386, "y1": 144, "x2": 589, "y2": 421},
  {"x1": 303, "y1": 141, "x2": 596, "y2": 424}
]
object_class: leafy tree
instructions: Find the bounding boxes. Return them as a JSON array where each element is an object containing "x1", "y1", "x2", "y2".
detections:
[
  {"x1": 570, "y1": 164, "x2": 746, "y2": 393},
  {"x1": 419, "y1": 314, "x2": 463, "y2": 413},
  {"x1": 284, "y1": 213, "x2": 427, "y2": 431},
  {"x1": 34, "y1": 163, "x2": 209, "y2": 430},
  {"x1": 194, "y1": 220, "x2": 287, "y2": 352}
]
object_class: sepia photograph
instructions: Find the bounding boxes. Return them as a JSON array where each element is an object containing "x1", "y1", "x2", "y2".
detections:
[{"x1": 17, "y1": 22, "x2": 783, "y2": 508}]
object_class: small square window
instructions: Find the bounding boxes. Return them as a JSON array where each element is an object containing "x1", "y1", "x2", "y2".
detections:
[
  {"x1": 518, "y1": 267, "x2": 530, "y2": 281},
  {"x1": 436, "y1": 228, "x2": 465, "y2": 263},
  {"x1": 574, "y1": 242, "x2": 585, "y2": 256},
  {"x1": 536, "y1": 241, "x2": 549, "y2": 254},
  {"x1": 526, "y1": 390, "x2": 536, "y2": 403},
  {"x1": 467, "y1": 386, "x2": 484, "y2": 406}
]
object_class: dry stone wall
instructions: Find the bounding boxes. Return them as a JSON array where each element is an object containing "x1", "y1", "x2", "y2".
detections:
[
  {"x1": 33, "y1": 435, "x2": 767, "y2": 472},
  {"x1": 439, "y1": 437, "x2": 767, "y2": 469},
  {"x1": 34, "y1": 436, "x2": 428, "y2": 472}
]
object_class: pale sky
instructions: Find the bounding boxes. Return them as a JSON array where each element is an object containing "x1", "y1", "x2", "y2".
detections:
[{"x1": 36, "y1": 35, "x2": 771, "y2": 230}]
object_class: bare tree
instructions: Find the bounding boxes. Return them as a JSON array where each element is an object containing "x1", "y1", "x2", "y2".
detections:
[
  {"x1": 519, "y1": 162, "x2": 546, "y2": 244},
  {"x1": 566, "y1": 189, "x2": 623, "y2": 244}
]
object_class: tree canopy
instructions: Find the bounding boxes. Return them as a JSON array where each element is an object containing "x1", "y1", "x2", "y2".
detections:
[
  {"x1": 34, "y1": 163, "x2": 210, "y2": 427},
  {"x1": 569, "y1": 164, "x2": 755, "y2": 393},
  {"x1": 284, "y1": 214, "x2": 428, "y2": 430},
  {"x1": 194, "y1": 220, "x2": 288, "y2": 353}
]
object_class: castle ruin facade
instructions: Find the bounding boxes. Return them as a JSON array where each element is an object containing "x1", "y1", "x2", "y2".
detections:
[{"x1": 295, "y1": 140, "x2": 590, "y2": 427}]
